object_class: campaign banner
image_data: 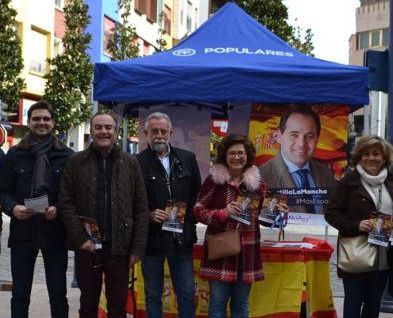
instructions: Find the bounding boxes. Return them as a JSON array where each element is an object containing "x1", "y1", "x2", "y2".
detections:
[{"x1": 249, "y1": 104, "x2": 349, "y2": 223}]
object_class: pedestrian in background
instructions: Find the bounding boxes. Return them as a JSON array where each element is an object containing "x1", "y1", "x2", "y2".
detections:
[
  {"x1": 0, "y1": 101, "x2": 73, "y2": 318},
  {"x1": 137, "y1": 112, "x2": 201, "y2": 318},
  {"x1": 59, "y1": 113, "x2": 149, "y2": 318},
  {"x1": 194, "y1": 134, "x2": 266, "y2": 318},
  {"x1": 325, "y1": 135, "x2": 393, "y2": 318}
]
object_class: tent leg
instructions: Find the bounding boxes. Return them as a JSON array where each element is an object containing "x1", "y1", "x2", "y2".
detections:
[{"x1": 122, "y1": 118, "x2": 128, "y2": 152}]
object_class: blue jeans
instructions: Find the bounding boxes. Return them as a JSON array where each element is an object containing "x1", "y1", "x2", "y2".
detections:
[
  {"x1": 208, "y1": 279, "x2": 251, "y2": 318},
  {"x1": 11, "y1": 246, "x2": 68, "y2": 318},
  {"x1": 343, "y1": 270, "x2": 388, "y2": 318},
  {"x1": 142, "y1": 254, "x2": 195, "y2": 318}
]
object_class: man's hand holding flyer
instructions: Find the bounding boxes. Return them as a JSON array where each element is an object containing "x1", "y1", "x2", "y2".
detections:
[
  {"x1": 79, "y1": 216, "x2": 102, "y2": 249},
  {"x1": 162, "y1": 201, "x2": 187, "y2": 233}
]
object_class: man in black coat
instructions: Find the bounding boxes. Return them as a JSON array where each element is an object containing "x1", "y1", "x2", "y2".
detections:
[
  {"x1": 0, "y1": 101, "x2": 73, "y2": 318},
  {"x1": 137, "y1": 112, "x2": 201, "y2": 318}
]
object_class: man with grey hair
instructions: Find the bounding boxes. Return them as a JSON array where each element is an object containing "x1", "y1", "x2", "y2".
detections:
[{"x1": 137, "y1": 112, "x2": 201, "y2": 318}]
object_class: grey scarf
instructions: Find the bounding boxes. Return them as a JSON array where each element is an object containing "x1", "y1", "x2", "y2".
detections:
[{"x1": 26, "y1": 133, "x2": 55, "y2": 196}]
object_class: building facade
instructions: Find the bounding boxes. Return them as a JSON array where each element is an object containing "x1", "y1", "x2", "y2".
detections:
[
  {"x1": 348, "y1": 0, "x2": 389, "y2": 139},
  {"x1": 6, "y1": 0, "x2": 205, "y2": 151}
]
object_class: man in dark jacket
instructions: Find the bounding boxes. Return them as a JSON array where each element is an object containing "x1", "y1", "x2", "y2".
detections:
[
  {"x1": 0, "y1": 101, "x2": 73, "y2": 318},
  {"x1": 137, "y1": 112, "x2": 201, "y2": 318},
  {"x1": 59, "y1": 113, "x2": 149, "y2": 318}
]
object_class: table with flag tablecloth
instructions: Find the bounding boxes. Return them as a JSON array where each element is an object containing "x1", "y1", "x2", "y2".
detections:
[{"x1": 98, "y1": 237, "x2": 337, "y2": 318}]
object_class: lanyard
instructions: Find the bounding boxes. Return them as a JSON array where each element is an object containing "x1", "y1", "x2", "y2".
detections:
[
  {"x1": 376, "y1": 184, "x2": 382, "y2": 212},
  {"x1": 366, "y1": 182, "x2": 382, "y2": 212}
]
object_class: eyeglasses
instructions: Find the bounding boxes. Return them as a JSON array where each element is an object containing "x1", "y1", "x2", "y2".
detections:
[
  {"x1": 228, "y1": 151, "x2": 246, "y2": 157},
  {"x1": 31, "y1": 116, "x2": 52, "y2": 122}
]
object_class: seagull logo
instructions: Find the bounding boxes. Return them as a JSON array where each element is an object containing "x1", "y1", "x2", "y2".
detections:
[{"x1": 172, "y1": 48, "x2": 196, "y2": 56}]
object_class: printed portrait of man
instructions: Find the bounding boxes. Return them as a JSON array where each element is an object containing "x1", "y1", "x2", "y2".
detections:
[{"x1": 259, "y1": 105, "x2": 335, "y2": 214}]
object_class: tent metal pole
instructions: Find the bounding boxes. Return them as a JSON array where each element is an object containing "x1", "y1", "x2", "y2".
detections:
[{"x1": 122, "y1": 118, "x2": 128, "y2": 152}]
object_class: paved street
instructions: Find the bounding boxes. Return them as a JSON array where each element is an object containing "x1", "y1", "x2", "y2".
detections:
[{"x1": 0, "y1": 217, "x2": 391, "y2": 317}]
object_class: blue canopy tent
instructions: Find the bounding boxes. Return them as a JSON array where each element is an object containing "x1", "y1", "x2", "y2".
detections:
[{"x1": 93, "y1": 2, "x2": 369, "y2": 109}]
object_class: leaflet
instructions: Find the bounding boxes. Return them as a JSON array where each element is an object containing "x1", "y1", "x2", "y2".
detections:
[
  {"x1": 258, "y1": 192, "x2": 288, "y2": 228},
  {"x1": 24, "y1": 195, "x2": 49, "y2": 213},
  {"x1": 78, "y1": 216, "x2": 102, "y2": 249},
  {"x1": 230, "y1": 193, "x2": 260, "y2": 225},
  {"x1": 162, "y1": 201, "x2": 187, "y2": 233},
  {"x1": 369, "y1": 212, "x2": 392, "y2": 247}
]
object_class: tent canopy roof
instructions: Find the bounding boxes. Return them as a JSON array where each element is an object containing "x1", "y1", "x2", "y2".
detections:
[{"x1": 93, "y1": 2, "x2": 369, "y2": 107}]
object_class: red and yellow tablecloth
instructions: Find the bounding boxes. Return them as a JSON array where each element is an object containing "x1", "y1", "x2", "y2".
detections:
[{"x1": 99, "y1": 237, "x2": 337, "y2": 318}]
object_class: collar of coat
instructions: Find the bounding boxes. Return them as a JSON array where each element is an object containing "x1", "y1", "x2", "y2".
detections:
[
  {"x1": 144, "y1": 143, "x2": 184, "y2": 163},
  {"x1": 81, "y1": 143, "x2": 121, "y2": 161},
  {"x1": 346, "y1": 169, "x2": 393, "y2": 198},
  {"x1": 210, "y1": 164, "x2": 261, "y2": 192},
  {"x1": 346, "y1": 169, "x2": 393, "y2": 186},
  {"x1": 17, "y1": 133, "x2": 67, "y2": 150}
]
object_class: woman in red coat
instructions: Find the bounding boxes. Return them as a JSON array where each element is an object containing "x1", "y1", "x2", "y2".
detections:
[{"x1": 194, "y1": 134, "x2": 265, "y2": 318}]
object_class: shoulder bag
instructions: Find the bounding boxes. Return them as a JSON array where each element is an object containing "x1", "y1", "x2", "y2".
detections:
[
  {"x1": 337, "y1": 235, "x2": 378, "y2": 273},
  {"x1": 207, "y1": 229, "x2": 241, "y2": 261}
]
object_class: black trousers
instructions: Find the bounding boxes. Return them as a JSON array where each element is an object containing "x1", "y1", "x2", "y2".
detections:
[
  {"x1": 11, "y1": 246, "x2": 68, "y2": 318},
  {"x1": 342, "y1": 270, "x2": 388, "y2": 318},
  {"x1": 75, "y1": 244, "x2": 129, "y2": 318}
]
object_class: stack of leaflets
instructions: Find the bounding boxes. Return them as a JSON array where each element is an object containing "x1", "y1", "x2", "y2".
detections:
[
  {"x1": 79, "y1": 216, "x2": 102, "y2": 249},
  {"x1": 258, "y1": 192, "x2": 288, "y2": 228},
  {"x1": 229, "y1": 193, "x2": 261, "y2": 225},
  {"x1": 162, "y1": 201, "x2": 187, "y2": 233},
  {"x1": 368, "y1": 212, "x2": 393, "y2": 247}
]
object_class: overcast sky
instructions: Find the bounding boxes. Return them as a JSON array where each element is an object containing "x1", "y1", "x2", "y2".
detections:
[{"x1": 284, "y1": 0, "x2": 360, "y2": 64}]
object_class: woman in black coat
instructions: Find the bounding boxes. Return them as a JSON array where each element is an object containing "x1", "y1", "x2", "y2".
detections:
[{"x1": 325, "y1": 136, "x2": 393, "y2": 318}]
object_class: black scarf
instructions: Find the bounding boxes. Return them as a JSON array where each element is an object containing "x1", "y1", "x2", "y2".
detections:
[{"x1": 26, "y1": 133, "x2": 55, "y2": 196}]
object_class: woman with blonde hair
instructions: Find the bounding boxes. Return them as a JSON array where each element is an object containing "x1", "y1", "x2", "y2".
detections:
[{"x1": 325, "y1": 135, "x2": 393, "y2": 318}]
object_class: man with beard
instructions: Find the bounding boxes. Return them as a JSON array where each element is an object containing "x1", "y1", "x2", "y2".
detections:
[
  {"x1": 0, "y1": 101, "x2": 73, "y2": 317},
  {"x1": 59, "y1": 113, "x2": 149, "y2": 317},
  {"x1": 137, "y1": 112, "x2": 201, "y2": 318}
]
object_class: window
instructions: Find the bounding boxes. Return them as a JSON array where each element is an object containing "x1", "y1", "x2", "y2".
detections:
[
  {"x1": 359, "y1": 32, "x2": 369, "y2": 49},
  {"x1": 55, "y1": 0, "x2": 63, "y2": 8},
  {"x1": 357, "y1": 28, "x2": 389, "y2": 50},
  {"x1": 135, "y1": 0, "x2": 147, "y2": 14},
  {"x1": 54, "y1": 38, "x2": 63, "y2": 56},
  {"x1": 382, "y1": 28, "x2": 389, "y2": 46},
  {"x1": 163, "y1": 5, "x2": 171, "y2": 35},
  {"x1": 194, "y1": 7, "x2": 198, "y2": 30},
  {"x1": 103, "y1": 16, "x2": 115, "y2": 55},
  {"x1": 371, "y1": 31, "x2": 380, "y2": 47},
  {"x1": 186, "y1": 1, "x2": 192, "y2": 32},
  {"x1": 135, "y1": 0, "x2": 157, "y2": 23},
  {"x1": 29, "y1": 28, "x2": 48, "y2": 75},
  {"x1": 143, "y1": 41, "x2": 150, "y2": 56}
]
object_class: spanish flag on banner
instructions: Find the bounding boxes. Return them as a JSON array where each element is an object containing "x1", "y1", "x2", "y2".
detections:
[{"x1": 98, "y1": 238, "x2": 337, "y2": 318}]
